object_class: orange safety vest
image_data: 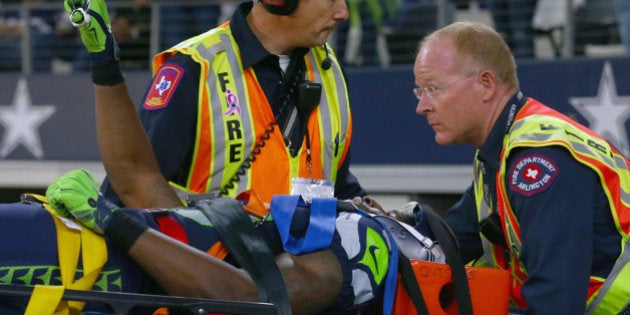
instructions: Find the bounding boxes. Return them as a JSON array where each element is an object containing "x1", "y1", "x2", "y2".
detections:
[
  {"x1": 151, "y1": 22, "x2": 352, "y2": 203},
  {"x1": 473, "y1": 98, "x2": 630, "y2": 313}
]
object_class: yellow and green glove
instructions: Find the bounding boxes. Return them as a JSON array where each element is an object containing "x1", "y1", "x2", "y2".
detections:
[
  {"x1": 64, "y1": 0, "x2": 124, "y2": 84},
  {"x1": 46, "y1": 169, "x2": 119, "y2": 235},
  {"x1": 65, "y1": 0, "x2": 118, "y2": 63}
]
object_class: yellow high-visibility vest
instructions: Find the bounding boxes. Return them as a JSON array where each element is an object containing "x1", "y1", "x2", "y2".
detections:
[
  {"x1": 152, "y1": 22, "x2": 352, "y2": 203},
  {"x1": 473, "y1": 98, "x2": 630, "y2": 313}
]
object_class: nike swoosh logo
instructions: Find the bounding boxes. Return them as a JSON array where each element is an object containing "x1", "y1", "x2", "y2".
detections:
[
  {"x1": 359, "y1": 227, "x2": 388, "y2": 284},
  {"x1": 368, "y1": 245, "x2": 379, "y2": 274}
]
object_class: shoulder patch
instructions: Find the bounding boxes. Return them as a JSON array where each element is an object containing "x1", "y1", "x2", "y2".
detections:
[
  {"x1": 143, "y1": 63, "x2": 184, "y2": 110},
  {"x1": 508, "y1": 153, "x2": 559, "y2": 196}
]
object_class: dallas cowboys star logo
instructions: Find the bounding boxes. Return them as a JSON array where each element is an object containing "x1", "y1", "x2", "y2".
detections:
[
  {"x1": 569, "y1": 62, "x2": 630, "y2": 157},
  {"x1": 0, "y1": 78, "x2": 56, "y2": 159}
]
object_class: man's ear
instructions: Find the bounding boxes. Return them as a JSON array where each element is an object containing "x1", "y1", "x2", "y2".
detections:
[{"x1": 478, "y1": 70, "x2": 497, "y2": 101}]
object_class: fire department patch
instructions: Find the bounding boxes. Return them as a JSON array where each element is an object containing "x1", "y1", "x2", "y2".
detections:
[
  {"x1": 143, "y1": 63, "x2": 184, "y2": 110},
  {"x1": 509, "y1": 153, "x2": 558, "y2": 196}
]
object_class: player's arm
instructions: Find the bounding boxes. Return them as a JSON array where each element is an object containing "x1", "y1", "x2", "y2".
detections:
[
  {"x1": 94, "y1": 84, "x2": 182, "y2": 208},
  {"x1": 126, "y1": 228, "x2": 342, "y2": 314},
  {"x1": 65, "y1": 0, "x2": 181, "y2": 208},
  {"x1": 47, "y1": 170, "x2": 343, "y2": 315}
]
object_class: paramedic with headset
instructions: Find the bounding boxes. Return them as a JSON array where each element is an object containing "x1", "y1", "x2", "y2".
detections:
[
  {"x1": 414, "y1": 21, "x2": 630, "y2": 313},
  {"x1": 60, "y1": 0, "x2": 394, "y2": 313},
  {"x1": 79, "y1": 0, "x2": 369, "y2": 209}
]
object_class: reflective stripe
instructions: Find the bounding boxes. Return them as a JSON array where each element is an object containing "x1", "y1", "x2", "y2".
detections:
[
  {"x1": 306, "y1": 52, "x2": 339, "y2": 180},
  {"x1": 494, "y1": 159, "x2": 528, "y2": 307},
  {"x1": 472, "y1": 154, "x2": 524, "y2": 306},
  {"x1": 330, "y1": 51, "x2": 351, "y2": 173},
  {"x1": 325, "y1": 50, "x2": 351, "y2": 169},
  {"x1": 509, "y1": 115, "x2": 630, "y2": 212},
  {"x1": 223, "y1": 33, "x2": 254, "y2": 196},
  {"x1": 588, "y1": 236, "x2": 630, "y2": 314},
  {"x1": 307, "y1": 53, "x2": 331, "y2": 179},
  {"x1": 194, "y1": 33, "x2": 255, "y2": 196},
  {"x1": 196, "y1": 39, "x2": 226, "y2": 194},
  {"x1": 472, "y1": 157, "x2": 497, "y2": 267}
]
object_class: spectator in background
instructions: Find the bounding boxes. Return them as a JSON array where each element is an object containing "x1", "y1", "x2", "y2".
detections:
[
  {"x1": 483, "y1": 0, "x2": 537, "y2": 58},
  {"x1": 72, "y1": 0, "x2": 232, "y2": 72},
  {"x1": 0, "y1": 0, "x2": 56, "y2": 72},
  {"x1": 573, "y1": 0, "x2": 618, "y2": 56},
  {"x1": 532, "y1": 0, "x2": 620, "y2": 57},
  {"x1": 111, "y1": 0, "x2": 152, "y2": 70},
  {"x1": 159, "y1": 1, "x2": 222, "y2": 50},
  {"x1": 51, "y1": 7, "x2": 81, "y2": 71},
  {"x1": 73, "y1": 0, "x2": 153, "y2": 71},
  {"x1": 337, "y1": 0, "x2": 457, "y2": 67},
  {"x1": 335, "y1": 0, "x2": 399, "y2": 67},
  {"x1": 531, "y1": 0, "x2": 573, "y2": 57},
  {"x1": 0, "y1": 0, "x2": 21, "y2": 71}
]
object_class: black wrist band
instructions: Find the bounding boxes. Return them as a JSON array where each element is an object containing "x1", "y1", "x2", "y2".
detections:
[
  {"x1": 92, "y1": 62, "x2": 125, "y2": 86},
  {"x1": 105, "y1": 210, "x2": 148, "y2": 252}
]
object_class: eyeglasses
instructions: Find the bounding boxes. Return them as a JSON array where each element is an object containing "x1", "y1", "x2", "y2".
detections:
[{"x1": 413, "y1": 72, "x2": 478, "y2": 100}]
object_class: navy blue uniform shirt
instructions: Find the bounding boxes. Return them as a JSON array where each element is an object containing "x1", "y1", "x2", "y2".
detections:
[
  {"x1": 103, "y1": 1, "x2": 366, "y2": 204},
  {"x1": 444, "y1": 93, "x2": 621, "y2": 314}
]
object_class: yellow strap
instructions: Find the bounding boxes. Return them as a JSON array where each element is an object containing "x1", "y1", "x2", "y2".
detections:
[
  {"x1": 25, "y1": 285, "x2": 66, "y2": 315},
  {"x1": 24, "y1": 196, "x2": 108, "y2": 315},
  {"x1": 52, "y1": 207, "x2": 81, "y2": 287},
  {"x1": 67, "y1": 225, "x2": 107, "y2": 311}
]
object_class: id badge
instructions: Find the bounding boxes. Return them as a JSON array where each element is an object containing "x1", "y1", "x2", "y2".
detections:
[{"x1": 291, "y1": 178, "x2": 334, "y2": 202}]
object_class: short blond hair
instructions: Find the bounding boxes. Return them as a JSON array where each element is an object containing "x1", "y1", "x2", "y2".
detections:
[{"x1": 420, "y1": 21, "x2": 519, "y2": 91}]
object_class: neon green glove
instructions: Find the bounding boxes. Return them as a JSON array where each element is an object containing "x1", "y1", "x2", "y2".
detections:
[
  {"x1": 46, "y1": 169, "x2": 118, "y2": 234},
  {"x1": 64, "y1": 0, "x2": 120, "y2": 64}
]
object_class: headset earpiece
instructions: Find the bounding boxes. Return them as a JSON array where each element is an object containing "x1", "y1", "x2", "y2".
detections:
[{"x1": 259, "y1": 0, "x2": 299, "y2": 15}]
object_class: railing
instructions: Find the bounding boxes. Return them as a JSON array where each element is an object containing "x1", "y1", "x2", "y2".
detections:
[{"x1": 0, "y1": 0, "x2": 626, "y2": 74}]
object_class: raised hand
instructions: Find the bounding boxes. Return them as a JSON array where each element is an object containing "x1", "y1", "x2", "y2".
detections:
[
  {"x1": 46, "y1": 169, "x2": 119, "y2": 234},
  {"x1": 64, "y1": 0, "x2": 120, "y2": 65}
]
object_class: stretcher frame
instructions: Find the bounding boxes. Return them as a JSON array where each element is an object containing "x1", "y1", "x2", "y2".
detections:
[{"x1": 0, "y1": 283, "x2": 277, "y2": 315}]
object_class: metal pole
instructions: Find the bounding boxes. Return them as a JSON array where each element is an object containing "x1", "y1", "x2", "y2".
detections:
[
  {"x1": 562, "y1": 0, "x2": 575, "y2": 58},
  {"x1": 150, "y1": 1, "x2": 161, "y2": 66},
  {"x1": 436, "y1": 0, "x2": 447, "y2": 28},
  {"x1": 20, "y1": 4, "x2": 32, "y2": 75}
]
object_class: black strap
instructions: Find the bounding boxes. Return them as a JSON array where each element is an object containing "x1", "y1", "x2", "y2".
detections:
[
  {"x1": 192, "y1": 197, "x2": 291, "y2": 315},
  {"x1": 398, "y1": 250, "x2": 429, "y2": 315},
  {"x1": 422, "y1": 205, "x2": 474, "y2": 315}
]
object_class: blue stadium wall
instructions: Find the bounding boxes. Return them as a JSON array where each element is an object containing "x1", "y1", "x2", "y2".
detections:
[{"x1": 1, "y1": 56, "x2": 629, "y2": 194}]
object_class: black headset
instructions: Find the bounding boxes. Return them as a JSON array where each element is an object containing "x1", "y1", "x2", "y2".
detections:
[
  {"x1": 321, "y1": 44, "x2": 332, "y2": 70},
  {"x1": 260, "y1": 0, "x2": 299, "y2": 16}
]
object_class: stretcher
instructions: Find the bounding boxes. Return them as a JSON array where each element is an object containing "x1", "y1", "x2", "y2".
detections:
[
  {"x1": 0, "y1": 196, "x2": 510, "y2": 315},
  {"x1": 0, "y1": 198, "x2": 280, "y2": 314}
]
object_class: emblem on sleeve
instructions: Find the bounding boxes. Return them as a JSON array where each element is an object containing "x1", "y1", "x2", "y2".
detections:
[
  {"x1": 509, "y1": 154, "x2": 558, "y2": 196},
  {"x1": 143, "y1": 63, "x2": 184, "y2": 110}
]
